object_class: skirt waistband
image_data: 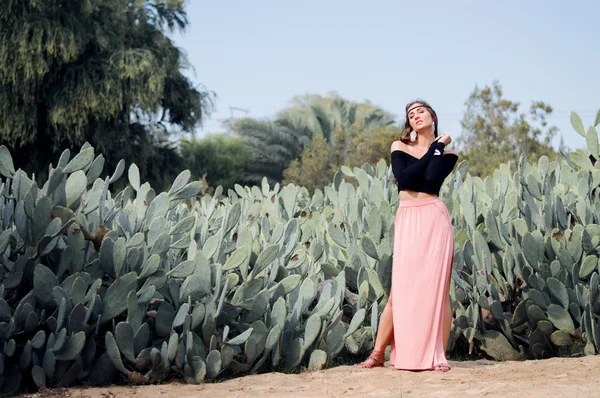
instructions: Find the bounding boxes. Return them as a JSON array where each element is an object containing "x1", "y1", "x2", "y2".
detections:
[{"x1": 398, "y1": 196, "x2": 442, "y2": 208}]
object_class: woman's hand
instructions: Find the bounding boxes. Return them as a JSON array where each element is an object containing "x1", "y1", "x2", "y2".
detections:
[{"x1": 437, "y1": 133, "x2": 452, "y2": 146}]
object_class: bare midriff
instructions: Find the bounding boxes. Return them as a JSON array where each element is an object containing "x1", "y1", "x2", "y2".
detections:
[{"x1": 398, "y1": 189, "x2": 437, "y2": 201}]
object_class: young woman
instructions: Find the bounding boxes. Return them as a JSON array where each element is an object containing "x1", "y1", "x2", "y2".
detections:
[{"x1": 356, "y1": 100, "x2": 458, "y2": 372}]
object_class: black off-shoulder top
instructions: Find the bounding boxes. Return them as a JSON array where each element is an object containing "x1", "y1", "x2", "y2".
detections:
[{"x1": 391, "y1": 141, "x2": 458, "y2": 195}]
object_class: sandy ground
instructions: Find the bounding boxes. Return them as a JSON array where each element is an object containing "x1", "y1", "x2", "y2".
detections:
[{"x1": 22, "y1": 356, "x2": 600, "y2": 398}]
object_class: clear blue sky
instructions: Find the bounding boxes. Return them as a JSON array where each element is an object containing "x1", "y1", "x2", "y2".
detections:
[{"x1": 172, "y1": 0, "x2": 599, "y2": 150}]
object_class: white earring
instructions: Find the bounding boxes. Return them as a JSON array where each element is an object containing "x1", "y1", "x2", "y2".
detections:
[
  {"x1": 431, "y1": 122, "x2": 436, "y2": 134},
  {"x1": 409, "y1": 130, "x2": 417, "y2": 142}
]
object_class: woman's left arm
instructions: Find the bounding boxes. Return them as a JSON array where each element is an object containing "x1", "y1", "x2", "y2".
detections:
[{"x1": 424, "y1": 149, "x2": 459, "y2": 182}]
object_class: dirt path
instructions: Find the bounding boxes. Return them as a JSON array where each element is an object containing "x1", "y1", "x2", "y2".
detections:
[{"x1": 23, "y1": 356, "x2": 600, "y2": 398}]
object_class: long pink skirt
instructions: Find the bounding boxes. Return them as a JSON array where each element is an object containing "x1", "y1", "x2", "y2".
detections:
[{"x1": 388, "y1": 196, "x2": 454, "y2": 370}]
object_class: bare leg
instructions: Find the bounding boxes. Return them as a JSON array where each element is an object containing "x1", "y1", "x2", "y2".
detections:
[
  {"x1": 355, "y1": 296, "x2": 393, "y2": 368},
  {"x1": 435, "y1": 260, "x2": 454, "y2": 373},
  {"x1": 435, "y1": 293, "x2": 453, "y2": 372},
  {"x1": 373, "y1": 297, "x2": 394, "y2": 352},
  {"x1": 443, "y1": 297, "x2": 452, "y2": 352}
]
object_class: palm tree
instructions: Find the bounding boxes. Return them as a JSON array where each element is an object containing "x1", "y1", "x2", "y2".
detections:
[
  {"x1": 233, "y1": 118, "x2": 310, "y2": 184},
  {"x1": 234, "y1": 93, "x2": 396, "y2": 185}
]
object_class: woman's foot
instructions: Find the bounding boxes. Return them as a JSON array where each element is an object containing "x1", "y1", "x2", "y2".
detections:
[
  {"x1": 355, "y1": 350, "x2": 385, "y2": 368},
  {"x1": 434, "y1": 364, "x2": 451, "y2": 372}
]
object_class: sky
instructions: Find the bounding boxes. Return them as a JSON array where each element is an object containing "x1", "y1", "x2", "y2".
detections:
[{"x1": 172, "y1": 0, "x2": 600, "y2": 150}]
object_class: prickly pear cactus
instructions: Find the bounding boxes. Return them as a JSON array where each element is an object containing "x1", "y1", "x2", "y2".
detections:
[
  {"x1": 0, "y1": 141, "x2": 391, "y2": 394},
  {"x1": 446, "y1": 110, "x2": 600, "y2": 361},
  {"x1": 0, "y1": 107, "x2": 599, "y2": 394}
]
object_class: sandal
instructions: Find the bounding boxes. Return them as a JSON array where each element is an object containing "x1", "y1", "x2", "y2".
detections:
[{"x1": 355, "y1": 350, "x2": 385, "y2": 368}]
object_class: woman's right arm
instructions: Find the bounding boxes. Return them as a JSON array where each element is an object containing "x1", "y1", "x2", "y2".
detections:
[
  {"x1": 391, "y1": 141, "x2": 441, "y2": 186},
  {"x1": 423, "y1": 134, "x2": 457, "y2": 182}
]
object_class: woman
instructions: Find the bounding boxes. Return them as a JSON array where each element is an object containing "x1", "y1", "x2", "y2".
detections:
[{"x1": 356, "y1": 100, "x2": 458, "y2": 371}]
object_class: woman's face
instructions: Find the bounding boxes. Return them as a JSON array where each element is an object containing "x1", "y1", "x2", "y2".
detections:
[{"x1": 407, "y1": 103, "x2": 433, "y2": 132}]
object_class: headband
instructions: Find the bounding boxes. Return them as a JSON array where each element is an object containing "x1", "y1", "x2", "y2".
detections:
[{"x1": 407, "y1": 105, "x2": 429, "y2": 114}]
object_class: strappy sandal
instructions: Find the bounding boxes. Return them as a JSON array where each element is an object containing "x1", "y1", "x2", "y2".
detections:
[{"x1": 355, "y1": 349, "x2": 385, "y2": 368}]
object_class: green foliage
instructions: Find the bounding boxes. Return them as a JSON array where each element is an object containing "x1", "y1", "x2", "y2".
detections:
[
  {"x1": 0, "y1": 141, "x2": 397, "y2": 394},
  {"x1": 344, "y1": 126, "x2": 402, "y2": 169},
  {"x1": 179, "y1": 134, "x2": 252, "y2": 193},
  {"x1": 237, "y1": 86, "x2": 563, "y2": 189},
  {"x1": 0, "y1": 0, "x2": 214, "y2": 191},
  {"x1": 0, "y1": 107, "x2": 599, "y2": 394},
  {"x1": 283, "y1": 125, "x2": 401, "y2": 192},
  {"x1": 457, "y1": 81, "x2": 558, "y2": 177},
  {"x1": 279, "y1": 92, "x2": 395, "y2": 142},
  {"x1": 234, "y1": 117, "x2": 310, "y2": 184},
  {"x1": 445, "y1": 109, "x2": 600, "y2": 361},
  {"x1": 234, "y1": 93, "x2": 393, "y2": 184},
  {"x1": 283, "y1": 134, "x2": 335, "y2": 192}
]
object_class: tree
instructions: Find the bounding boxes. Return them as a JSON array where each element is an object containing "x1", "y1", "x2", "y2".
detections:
[
  {"x1": 344, "y1": 125, "x2": 402, "y2": 168},
  {"x1": 282, "y1": 124, "x2": 402, "y2": 192},
  {"x1": 280, "y1": 92, "x2": 395, "y2": 142},
  {"x1": 0, "y1": 0, "x2": 213, "y2": 190},
  {"x1": 283, "y1": 134, "x2": 333, "y2": 192},
  {"x1": 457, "y1": 81, "x2": 558, "y2": 177},
  {"x1": 235, "y1": 93, "x2": 394, "y2": 185},
  {"x1": 233, "y1": 117, "x2": 313, "y2": 185},
  {"x1": 179, "y1": 134, "x2": 252, "y2": 193}
]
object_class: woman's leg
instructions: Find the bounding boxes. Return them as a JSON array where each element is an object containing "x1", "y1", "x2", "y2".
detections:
[
  {"x1": 443, "y1": 297, "x2": 452, "y2": 352},
  {"x1": 373, "y1": 297, "x2": 394, "y2": 352},
  {"x1": 355, "y1": 296, "x2": 393, "y2": 368},
  {"x1": 435, "y1": 276, "x2": 453, "y2": 372}
]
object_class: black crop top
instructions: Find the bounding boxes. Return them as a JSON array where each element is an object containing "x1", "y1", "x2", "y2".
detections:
[{"x1": 391, "y1": 141, "x2": 458, "y2": 195}]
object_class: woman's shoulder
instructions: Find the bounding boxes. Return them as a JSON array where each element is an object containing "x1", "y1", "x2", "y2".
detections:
[
  {"x1": 445, "y1": 149, "x2": 459, "y2": 156},
  {"x1": 390, "y1": 140, "x2": 407, "y2": 153}
]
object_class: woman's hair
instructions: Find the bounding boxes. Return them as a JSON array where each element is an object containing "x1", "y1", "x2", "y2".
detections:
[{"x1": 401, "y1": 99, "x2": 439, "y2": 142}]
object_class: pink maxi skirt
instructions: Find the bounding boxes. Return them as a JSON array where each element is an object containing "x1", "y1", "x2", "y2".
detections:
[{"x1": 388, "y1": 196, "x2": 454, "y2": 370}]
